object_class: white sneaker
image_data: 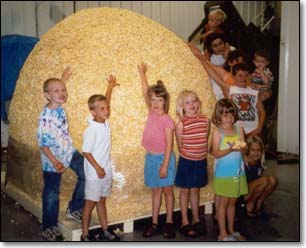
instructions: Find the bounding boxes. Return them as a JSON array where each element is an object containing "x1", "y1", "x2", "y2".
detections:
[{"x1": 66, "y1": 208, "x2": 82, "y2": 223}]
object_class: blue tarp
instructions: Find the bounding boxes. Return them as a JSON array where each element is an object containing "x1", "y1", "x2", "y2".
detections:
[{"x1": 1, "y1": 35, "x2": 39, "y2": 120}]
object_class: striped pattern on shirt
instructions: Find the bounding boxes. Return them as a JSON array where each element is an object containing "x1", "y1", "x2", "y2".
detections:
[{"x1": 180, "y1": 115, "x2": 209, "y2": 161}]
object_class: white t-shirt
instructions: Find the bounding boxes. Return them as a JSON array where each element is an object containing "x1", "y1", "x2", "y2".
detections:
[
  {"x1": 209, "y1": 46, "x2": 236, "y2": 100},
  {"x1": 210, "y1": 54, "x2": 226, "y2": 100},
  {"x1": 82, "y1": 119, "x2": 112, "y2": 180},
  {"x1": 229, "y1": 86, "x2": 259, "y2": 135}
]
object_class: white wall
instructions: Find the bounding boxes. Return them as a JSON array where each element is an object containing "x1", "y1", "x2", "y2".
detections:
[
  {"x1": 277, "y1": 1, "x2": 299, "y2": 154},
  {"x1": 1, "y1": 1, "x2": 265, "y2": 40}
]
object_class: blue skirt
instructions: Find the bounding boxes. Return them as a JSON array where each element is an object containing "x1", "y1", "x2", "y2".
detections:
[
  {"x1": 175, "y1": 156, "x2": 208, "y2": 188},
  {"x1": 144, "y1": 152, "x2": 176, "y2": 188}
]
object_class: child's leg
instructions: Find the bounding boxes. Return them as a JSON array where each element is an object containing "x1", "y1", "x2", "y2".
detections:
[
  {"x1": 255, "y1": 176, "x2": 278, "y2": 211},
  {"x1": 190, "y1": 188, "x2": 200, "y2": 224},
  {"x1": 245, "y1": 178, "x2": 269, "y2": 213},
  {"x1": 68, "y1": 151, "x2": 85, "y2": 211},
  {"x1": 96, "y1": 197, "x2": 108, "y2": 230},
  {"x1": 163, "y1": 186, "x2": 174, "y2": 223},
  {"x1": 217, "y1": 196, "x2": 230, "y2": 239},
  {"x1": 179, "y1": 188, "x2": 190, "y2": 226},
  {"x1": 152, "y1": 188, "x2": 163, "y2": 224},
  {"x1": 42, "y1": 171, "x2": 62, "y2": 230},
  {"x1": 82, "y1": 200, "x2": 96, "y2": 237},
  {"x1": 214, "y1": 195, "x2": 220, "y2": 220},
  {"x1": 226, "y1": 198, "x2": 237, "y2": 234}
]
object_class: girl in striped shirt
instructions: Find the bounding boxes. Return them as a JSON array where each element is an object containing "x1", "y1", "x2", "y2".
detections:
[{"x1": 174, "y1": 90, "x2": 210, "y2": 238}]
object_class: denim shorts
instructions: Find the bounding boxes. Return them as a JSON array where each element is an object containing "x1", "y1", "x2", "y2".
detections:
[
  {"x1": 144, "y1": 152, "x2": 176, "y2": 188},
  {"x1": 175, "y1": 156, "x2": 208, "y2": 188}
]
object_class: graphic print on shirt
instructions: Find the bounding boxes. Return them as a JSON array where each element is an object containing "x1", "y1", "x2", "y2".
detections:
[{"x1": 231, "y1": 93, "x2": 256, "y2": 121}]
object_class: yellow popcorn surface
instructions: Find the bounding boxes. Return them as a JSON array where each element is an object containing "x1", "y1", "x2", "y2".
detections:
[{"x1": 8, "y1": 8, "x2": 216, "y2": 223}]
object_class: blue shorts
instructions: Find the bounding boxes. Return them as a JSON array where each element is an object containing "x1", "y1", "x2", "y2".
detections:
[
  {"x1": 144, "y1": 152, "x2": 176, "y2": 188},
  {"x1": 175, "y1": 156, "x2": 208, "y2": 188}
]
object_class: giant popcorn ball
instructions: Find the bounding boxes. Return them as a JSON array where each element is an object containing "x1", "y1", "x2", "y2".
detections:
[{"x1": 8, "y1": 7, "x2": 216, "y2": 223}]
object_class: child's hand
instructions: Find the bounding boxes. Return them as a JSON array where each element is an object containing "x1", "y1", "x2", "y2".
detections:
[
  {"x1": 61, "y1": 66, "x2": 72, "y2": 82},
  {"x1": 54, "y1": 161, "x2": 66, "y2": 173},
  {"x1": 159, "y1": 164, "x2": 168, "y2": 178},
  {"x1": 106, "y1": 75, "x2": 120, "y2": 88},
  {"x1": 137, "y1": 63, "x2": 147, "y2": 76},
  {"x1": 96, "y1": 167, "x2": 106, "y2": 178}
]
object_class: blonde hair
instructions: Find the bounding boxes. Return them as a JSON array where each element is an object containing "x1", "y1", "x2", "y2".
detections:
[
  {"x1": 87, "y1": 94, "x2": 107, "y2": 110},
  {"x1": 209, "y1": 9, "x2": 227, "y2": 22},
  {"x1": 148, "y1": 80, "x2": 170, "y2": 113},
  {"x1": 43, "y1": 78, "x2": 63, "y2": 92},
  {"x1": 245, "y1": 135, "x2": 265, "y2": 167},
  {"x1": 176, "y1": 89, "x2": 202, "y2": 119}
]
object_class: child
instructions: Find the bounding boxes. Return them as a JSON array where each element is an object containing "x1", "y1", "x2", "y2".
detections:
[
  {"x1": 137, "y1": 63, "x2": 176, "y2": 239},
  {"x1": 201, "y1": 9, "x2": 227, "y2": 42},
  {"x1": 251, "y1": 49, "x2": 274, "y2": 101},
  {"x1": 188, "y1": 44, "x2": 266, "y2": 139},
  {"x1": 175, "y1": 90, "x2": 210, "y2": 238},
  {"x1": 211, "y1": 98, "x2": 248, "y2": 241},
  {"x1": 80, "y1": 75, "x2": 120, "y2": 241},
  {"x1": 37, "y1": 67, "x2": 85, "y2": 241},
  {"x1": 244, "y1": 136, "x2": 278, "y2": 217}
]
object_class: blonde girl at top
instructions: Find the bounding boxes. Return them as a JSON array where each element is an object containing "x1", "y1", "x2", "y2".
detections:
[
  {"x1": 211, "y1": 98, "x2": 248, "y2": 241},
  {"x1": 175, "y1": 90, "x2": 210, "y2": 238},
  {"x1": 137, "y1": 63, "x2": 176, "y2": 239}
]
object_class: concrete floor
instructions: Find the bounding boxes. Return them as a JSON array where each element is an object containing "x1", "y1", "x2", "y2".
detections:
[{"x1": 1, "y1": 159, "x2": 300, "y2": 242}]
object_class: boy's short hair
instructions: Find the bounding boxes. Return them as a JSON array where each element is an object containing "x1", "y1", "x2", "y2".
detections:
[
  {"x1": 209, "y1": 9, "x2": 227, "y2": 22},
  {"x1": 227, "y1": 49, "x2": 247, "y2": 64},
  {"x1": 88, "y1": 94, "x2": 107, "y2": 110},
  {"x1": 254, "y1": 49, "x2": 270, "y2": 61},
  {"x1": 43, "y1": 78, "x2": 63, "y2": 92},
  {"x1": 148, "y1": 80, "x2": 170, "y2": 113},
  {"x1": 232, "y1": 63, "x2": 249, "y2": 76},
  {"x1": 212, "y1": 98, "x2": 238, "y2": 126}
]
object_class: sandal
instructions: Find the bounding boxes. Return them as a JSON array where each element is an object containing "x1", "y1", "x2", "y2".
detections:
[
  {"x1": 142, "y1": 223, "x2": 158, "y2": 238},
  {"x1": 179, "y1": 224, "x2": 197, "y2": 238},
  {"x1": 193, "y1": 221, "x2": 207, "y2": 236},
  {"x1": 163, "y1": 222, "x2": 176, "y2": 239},
  {"x1": 247, "y1": 210, "x2": 257, "y2": 218}
]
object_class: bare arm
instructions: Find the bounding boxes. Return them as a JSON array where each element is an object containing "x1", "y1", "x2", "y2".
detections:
[
  {"x1": 246, "y1": 99, "x2": 266, "y2": 138},
  {"x1": 175, "y1": 121, "x2": 183, "y2": 152},
  {"x1": 137, "y1": 63, "x2": 150, "y2": 109},
  {"x1": 211, "y1": 130, "x2": 233, "y2": 158},
  {"x1": 258, "y1": 68, "x2": 272, "y2": 85},
  {"x1": 41, "y1": 147, "x2": 65, "y2": 173},
  {"x1": 105, "y1": 75, "x2": 120, "y2": 105},
  {"x1": 159, "y1": 127, "x2": 174, "y2": 178},
  {"x1": 83, "y1": 152, "x2": 105, "y2": 178},
  {"x1": 188, "y1": 43, "x2": 230, "y2": 94}
]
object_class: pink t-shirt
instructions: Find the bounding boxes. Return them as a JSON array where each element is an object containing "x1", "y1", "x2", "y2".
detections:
[{"x1": 142, "y1": 111, "x2": 175, "y2": 153}]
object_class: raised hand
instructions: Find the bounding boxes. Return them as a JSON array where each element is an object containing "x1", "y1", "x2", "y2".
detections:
[
  {"x1": 106, "y1": 75, "x2": 120, "y2": 88},
  {"x1": 61, "y1": 66, "x2": 72, "y2": 82}
]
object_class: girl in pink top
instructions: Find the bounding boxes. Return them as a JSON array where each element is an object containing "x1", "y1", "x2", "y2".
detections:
[{"x1": 138, "y1": 63, "x2": 176, "y2": 239}]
